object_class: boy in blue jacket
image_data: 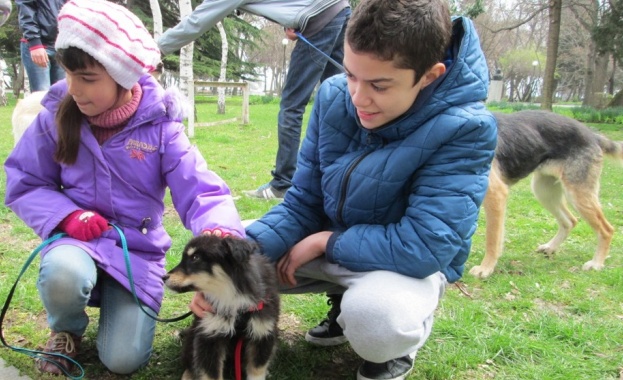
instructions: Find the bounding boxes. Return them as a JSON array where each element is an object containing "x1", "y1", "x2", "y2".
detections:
[{"x1": 192, "y1": 0, "x2": 497, "y2": 378}]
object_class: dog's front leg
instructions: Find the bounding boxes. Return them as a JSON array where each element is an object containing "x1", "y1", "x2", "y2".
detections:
[
  {"x1": 244, "y1": 334, "x2": 277, "y2": 380},
  {"x1": 193, "y1": 335, "x2": 228, "y2": 380},
  {"x1": 191, "y1": 314, "x2": 236, "y2": 380},
  {"x1": 182, "y1": 369, "x2": 206, "y2": 380}
]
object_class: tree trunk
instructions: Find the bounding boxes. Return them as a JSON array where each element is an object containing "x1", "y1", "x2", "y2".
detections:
[
  {"x1": 582, "y1": 40, "x2": 596, "y2": 107},
  {"x1": 178, "y1": 0, "x2": 194, "y2": 137},
  {"x1": 149, "y1": 0, "x2": 163, "y2": 39},
  {"x1": 591, "y1": 52, "x2": 609, "y2": 108},
  {"x1": 541, "y1": 0, "x2": 561, "y2": 110},
  {"x1": 581, "y1": 0, "x2": 599, "y2": 107},
  {"x1": 608, "y1": 58, "x2": 616, "y2": 95},
  {"x1": 15, "y1": 62, "x2": 24, "y2": 98},
  {"x1": 217, "y1": 21, "x2": 227, "y2": 115}
]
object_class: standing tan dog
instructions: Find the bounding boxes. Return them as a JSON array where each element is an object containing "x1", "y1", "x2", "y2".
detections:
[{"x1": 470, "y1": 110, "x2": 622, "y2": 278}]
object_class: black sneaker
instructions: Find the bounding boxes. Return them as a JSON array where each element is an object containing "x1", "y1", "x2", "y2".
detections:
[
  {"x1": 304, "y1": 294, "x2": 347, "y2": 346},
  {"x1": 357, "y1": 355, "x2": 414, "y2": 380}
]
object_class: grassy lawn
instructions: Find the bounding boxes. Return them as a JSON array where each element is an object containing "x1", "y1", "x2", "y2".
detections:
[{"x1": 0, "y1": 94, "x2": 622, "y2": 379}]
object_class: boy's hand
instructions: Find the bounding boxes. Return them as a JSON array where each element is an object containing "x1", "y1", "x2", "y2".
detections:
[
  {"x1": 277, "y1": 231, "x2": 333, "y2": 286},
  {"x1": 189, "y1": 291, "x2": 214, "y2": 317}
]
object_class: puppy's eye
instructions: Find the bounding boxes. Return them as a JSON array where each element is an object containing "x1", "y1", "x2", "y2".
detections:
[{"x1": 190, "y1": 254, "x2": 200, "y2": 262}]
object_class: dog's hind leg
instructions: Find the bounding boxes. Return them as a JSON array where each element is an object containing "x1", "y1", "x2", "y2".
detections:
[
  {"x1": 470, "y1": 162, "x2": 508, "y2": 278},
  {"x1": 531, "y1": 171, "x2": 578, "y2": 255},
  {"x1": 563, "y1": 173, "x2": 614, "y2": 271}
]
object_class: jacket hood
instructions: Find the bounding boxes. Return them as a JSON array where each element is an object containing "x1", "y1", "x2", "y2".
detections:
[
  {"x1": 345, "y1": 16, "x2": 490, "y2": 141},
  {"x1": 43, "y1": 74, "x2": 189, "y2": 124}
]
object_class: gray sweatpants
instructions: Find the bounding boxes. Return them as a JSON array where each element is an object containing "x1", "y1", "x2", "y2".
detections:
[{"x1": 281, "y1": 258, "x2": 448, "y2": 363}]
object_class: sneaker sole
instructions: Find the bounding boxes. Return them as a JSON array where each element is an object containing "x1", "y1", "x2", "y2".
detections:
[
  {"x1": 304, "y1": 332, "x2": 348, "y2": 346},
  {"x1": 356, "y1": 366, "x2": 413, "y2": 380},
  {"x1": 356, "y1": 357, "x2": 415, "y2": 380}
]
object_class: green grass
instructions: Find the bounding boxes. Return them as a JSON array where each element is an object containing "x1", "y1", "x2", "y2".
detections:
[{"x1": 0, "y1": 96, "x2": 622, "y2": 379}]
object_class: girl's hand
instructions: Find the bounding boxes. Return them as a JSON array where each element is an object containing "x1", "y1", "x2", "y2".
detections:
[
  {"x1": 189, "y1": 291, "x2": 214, "y2": 317},
  {"x1": 58, "y1": 210, "x2": 110, "y2": 241},
  {"x1": 277, "y1": 231, "x2": 332, "y2": 286},
  {"x1": 201, "y1": 228, "x2": 232, "y2": 238}
]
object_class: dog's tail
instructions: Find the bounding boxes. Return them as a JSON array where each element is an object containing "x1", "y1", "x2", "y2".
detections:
[{"x1": 596, "y1": 134, "x2": 623, "y2": 163}]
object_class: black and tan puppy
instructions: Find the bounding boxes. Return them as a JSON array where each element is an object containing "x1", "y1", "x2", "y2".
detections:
[{"x1": 164, "y1": 235, "x2": 280, "y2": 380}]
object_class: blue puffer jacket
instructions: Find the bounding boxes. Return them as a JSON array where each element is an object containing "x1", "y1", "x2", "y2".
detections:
[{"x1": 246, "y1": 17, "x2": 497, "y2": 283}]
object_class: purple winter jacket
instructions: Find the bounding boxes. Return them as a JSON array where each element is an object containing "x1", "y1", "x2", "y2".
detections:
[{"x1": 4, "y1": 74, "x2": 245, "y2": 313}]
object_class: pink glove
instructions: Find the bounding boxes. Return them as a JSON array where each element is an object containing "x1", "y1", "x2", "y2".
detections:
[{"x1": 58, "y1": 210, "x2": 110, "y2": 241}]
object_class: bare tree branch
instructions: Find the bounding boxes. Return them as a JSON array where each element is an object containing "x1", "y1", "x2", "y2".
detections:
[{"x1": 485, "y1": 4, "x2": 549, "y2": 33}]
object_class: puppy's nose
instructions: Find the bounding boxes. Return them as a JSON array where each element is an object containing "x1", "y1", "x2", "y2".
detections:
[{"x1": 162, "y1": 274, "x2": 169, "y2": 282}]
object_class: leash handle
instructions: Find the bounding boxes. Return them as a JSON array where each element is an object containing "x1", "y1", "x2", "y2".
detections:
[
  {"x1": 294, "y1": 31, "x2": 344, "y2": 72},
  {"x1": 0, "y1": 233, "x2": 85, "y2": 380}
]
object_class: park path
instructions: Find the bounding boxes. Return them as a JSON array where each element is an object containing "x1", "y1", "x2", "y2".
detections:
[{"x1": 0, "y1": 357, "x2": 32, "y2": 380}]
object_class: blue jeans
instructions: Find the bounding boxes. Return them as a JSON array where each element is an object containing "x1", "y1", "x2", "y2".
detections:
[
  {"x1": 21, "y1": 42, "x2": 65, "y2": 92},
  {"x1": 37, "y1": 245, "x2": 157, "y2": 375},
  {"x1": 271, "y1": 7, "x2": 351, "y2": 191}
]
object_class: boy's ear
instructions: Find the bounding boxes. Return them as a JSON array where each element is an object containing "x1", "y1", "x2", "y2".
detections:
[{"x1": 420, "y1": 63, "x2": 446, "y2": 88}]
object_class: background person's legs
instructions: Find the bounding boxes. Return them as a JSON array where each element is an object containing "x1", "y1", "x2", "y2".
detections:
[
  {"x1": 20, "y1": 42, "x2": 52, "y2": 92},
  {"x1": 270, "y1": 8, "x2": 351, "y2": 193}
]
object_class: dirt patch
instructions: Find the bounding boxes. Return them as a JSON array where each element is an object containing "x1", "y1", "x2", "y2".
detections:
[{"x1": 0, "y1": 221, "x2": 39, "y2": 251}]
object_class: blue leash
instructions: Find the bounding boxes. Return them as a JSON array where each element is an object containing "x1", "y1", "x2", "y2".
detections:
[
  {"x1": 294, "y1": 31, "x2": 345, "y2": 72},
  {"x1": 0, "y1": 233, "x2": 85, "y2": 379},
  {"x1": 110, "y1": 224, "x2": 192, "y2": 323},
  {"x1": 0, "y1": 224, "x2": 191, "y2": 378}
]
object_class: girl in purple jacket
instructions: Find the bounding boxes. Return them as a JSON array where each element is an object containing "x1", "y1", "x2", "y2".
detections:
[{"x1": 4, "y1": 0, "x2": 244, "y2": 376}]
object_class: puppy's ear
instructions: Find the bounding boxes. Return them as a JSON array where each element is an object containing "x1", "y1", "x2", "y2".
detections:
[{"x1": 222, "y1": 237, "x2": 250, "y2": 264}]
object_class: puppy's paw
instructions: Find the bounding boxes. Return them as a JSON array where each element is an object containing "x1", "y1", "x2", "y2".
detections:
[
  {"x1": 181, "y1": 369, "x2": 193, "y2": 380},
  {"x1": 582, "y1": 260, "x2": 604, "y2": 271}
]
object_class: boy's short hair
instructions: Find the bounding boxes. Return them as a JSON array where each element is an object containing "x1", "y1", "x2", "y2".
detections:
[{"x1": 346, "y1": 0, "x2": 452, "y2": 84}]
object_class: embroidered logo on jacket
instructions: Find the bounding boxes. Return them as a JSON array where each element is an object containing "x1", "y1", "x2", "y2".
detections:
[
  {"x1": 126, "y1": 139, "x2": 157, "y2": 160},
  {"x1": 130, "y1": 149, "x2": 145, "y2": 160}
]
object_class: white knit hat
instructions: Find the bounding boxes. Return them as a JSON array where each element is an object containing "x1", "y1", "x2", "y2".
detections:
[{"x1": 55, "y1": 0, "x2": 161, "y2": 89}]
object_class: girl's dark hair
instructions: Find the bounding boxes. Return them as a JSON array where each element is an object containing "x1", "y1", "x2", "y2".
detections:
[
  {"x1": 54, "y1": 47, "x2": 103, "y2": 164},
  {"x1": 346, "y1": 0, "x2": 452, "y2": 84}
]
